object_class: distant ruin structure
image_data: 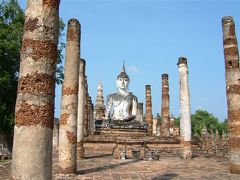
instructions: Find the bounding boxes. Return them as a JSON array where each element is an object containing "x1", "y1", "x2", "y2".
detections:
[{"x1": 94, "y1": 80, "x2": 106, "y2": 120}]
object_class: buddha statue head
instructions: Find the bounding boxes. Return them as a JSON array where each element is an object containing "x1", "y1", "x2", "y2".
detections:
[{"x1": 116, "y1": 64, "x2": 130, "y2": 93}]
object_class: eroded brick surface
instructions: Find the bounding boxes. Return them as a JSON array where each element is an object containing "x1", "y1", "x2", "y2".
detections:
[
  {"x1": 15, "y1": 102, "x2": 54, "y2": 128},
  {"x1": 43, "y1": 0, "x2": 60, "y2": 9},
  {"x1": 67, "y1": 28, "x2": 80, "y2": 42},
  {"x1": 229, "y1": 137, "x2": 240, "y2": 148},
  {"x1": 18, "y1": 73, "x2": 54, "y2": 95},
  {"x1": 21, "y1": 39, "x2": 57, "y2": 62},
  {"x1": 227, "y1": 85, "x2": 240, "y2": 94},
  {"x1": 62, "y1": 86, "x2": 78, "y2": 96},
  {"x1": 224, "y1": 46, "x2": 239, "y2": 57},
  {"x1": 55, "y1": 164, "x2": 76, "y2": 175},
  {"x1": 66, "y1": 131, "x2": 77, "y2": 144},
  {"x1": 224, "y1": 38, "x2": 238, "y2": 46},
  {"x1": 24, "y1": 18, "x2": 39, "y2": 32},
  {"x1": 59, "y1": 113, "x2": 70, "y2": 125},
  {"x1": 228, "y1": 109, "x2": 240, "y2": 122}
]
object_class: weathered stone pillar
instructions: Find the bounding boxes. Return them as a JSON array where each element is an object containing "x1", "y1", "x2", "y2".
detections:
[
  {"x1": 177, "y1": 57, "x2": 192, "y2": 159},
  {"x1": 11, "y1": 1, "x2": 59, "y2": 179},
  {"x1": 222, "y1": 16, "x2": 240, "y2": 173},
  {"x1": 136, "y1": 102, "x2": 144, "y2": 123},
  {"x1": 152, "y1": 118, "x2": 158, "y2": 136},
  {"x1": 89, "y1": 102, "x2": 95, "y2": 134},
  {"x1": 58, "y1": 19, "x2": 80, "y2": 175},
  {"x1": 77, "y1": 59, "x2": 85, "y2": 159},
  {"x1": 161, "y1": 74, "x2": 170, "y2": 136},
  {"x1": 145, "y1": 85, "x2": 152, "y2": 136},
  {"x1": 83, "y1": 76, "x2": 89, "y2": 137},
  {"x1": 53, "y1": 118, "x2": 60, "y2": 148},
  {"x1": 87, "y1": 96, "x2": 92, "y2": 131}
]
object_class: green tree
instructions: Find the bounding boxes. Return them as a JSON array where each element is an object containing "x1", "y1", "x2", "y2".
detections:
[
  {"x1": 0, "y1": 0, "x2": 24, "y2": 134},
  {"x1": 175, "y1": 110, "x2": 227, "y2": 136},
  {"x1": 0, "y1": 0, "x2": 65, "y2": 134},
  {"x1": 191, "y1": 110, "x2": 221, "y2": 136},
  {"x1": 175, "y1": 117, "x2": 180, "y2": 128},
  {"x1": 218, "y1": 119, "x2": 228, "y2": 134},
  {"x1": 156, "y1": 113, "x2": 161, "y2": 125}
]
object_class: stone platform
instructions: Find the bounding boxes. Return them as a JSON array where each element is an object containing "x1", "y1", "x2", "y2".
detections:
[{"x1": 85, "y1": 128, "x2": 181, "y2": 159}]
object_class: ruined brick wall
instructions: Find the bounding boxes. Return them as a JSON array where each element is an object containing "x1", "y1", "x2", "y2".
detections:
[{"x1": 197, "y1": 130, "x2": 229, "y2": 158}]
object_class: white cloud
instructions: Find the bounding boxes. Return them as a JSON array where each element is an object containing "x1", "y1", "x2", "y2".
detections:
[{"x1": 127, "y1": 65, "x2": 141, "y2": 73}]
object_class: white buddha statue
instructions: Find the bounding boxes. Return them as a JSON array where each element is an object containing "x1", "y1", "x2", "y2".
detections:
[{"x1": 106, "y1": 64, "x2": 138, "y2": 121}]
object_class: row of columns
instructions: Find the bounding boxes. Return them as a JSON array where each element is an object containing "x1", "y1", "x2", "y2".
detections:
[
  {"x1": 10, "y1": 0, "x2": 240, "y2": 177},
  {"x1": 58, "y1": 19, "x2": 80, "y2": 174},
  {"x1": 57, "y1": 18, "x2": 94, "y2": 175},
  {"x1": 57, "y1": 19, "x2": 95, "y2": 175},
  {"x1": 144, "y1": 57, "x2": 192, "y2": 160}
]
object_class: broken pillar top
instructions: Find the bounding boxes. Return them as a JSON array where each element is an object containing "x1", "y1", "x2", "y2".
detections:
[
  {"x1": 177, "y1": 57, "x2": 188, "y2": 66},
  {"x1": 222, "y1": 16, "x2": 234, "y2": 25},
  {"x1": 80, "y1": 58, "x2": 86, "y2": 65},
  {"x1": 68, "y1": 18, "x2": 81, "y2": 28},
  {"x1": 162, "y1": 74, "x2": 168, "y2": 80},
  {"x1": 67, "y1": 18, "x2": 81, "y2": 42},
  {"x1": 145, "y1": 85, "x2": 151, "y2": 89}
]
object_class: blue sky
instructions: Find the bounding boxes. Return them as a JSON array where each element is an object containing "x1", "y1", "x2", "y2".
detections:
[{"x1": 19, "y1": 0, "x2": 240, "y2": 121}]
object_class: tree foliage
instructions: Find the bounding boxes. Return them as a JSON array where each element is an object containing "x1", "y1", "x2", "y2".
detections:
[
  {"x1": 175, "y1": 110, "x2": 228, "y2": 136},
  {"x1": 0, "y1": 0, "x2": 65, "y2": 134},
  {"x1": 0, "y1": 0, "x2": 24, "y2": 134}
]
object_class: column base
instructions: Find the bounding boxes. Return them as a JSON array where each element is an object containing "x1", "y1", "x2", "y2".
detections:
[{"x1": 181, "y1": 140, "x2": 192, "y2": 160}]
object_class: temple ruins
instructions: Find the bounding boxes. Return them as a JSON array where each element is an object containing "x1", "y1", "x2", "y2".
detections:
[{"x1": 8, "y1": 0, "x2": 240, "y2": 178}]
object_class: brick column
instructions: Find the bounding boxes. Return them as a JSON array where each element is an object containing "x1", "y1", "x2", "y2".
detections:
[
  {"x1": 89, "y1": 101, "x2": 95, "y2": 134},
  {"x1": 161, "y1": 74, "x2": 170, "y2": 136},
  {"x1": 145, "y1": 85, "x2": 152, "y2": 136},
  {"x1": 58, "y1": 19, "x2": 80, "y2": 175},
  {"x1": 77, "y1": 59, "x2": 85, "y2": 159},
  {"x1": 11, "y1": 1, "x2": 60, "y2": 179},
  {"x1": 222, "y1": 16, "x2": 240, "y2": 174},
  {"x1": 87, "y1": 96, "x2": 92, "y2": 132},
  {"x1": 83, "y1": 76, "x2": 89, "y2": 137},
  {"x1": 177, "y1": 57, "x2": 192, "y2": 160},
  {"x1": 136, "y1": 102, "x2": 144, "y2": 123}
]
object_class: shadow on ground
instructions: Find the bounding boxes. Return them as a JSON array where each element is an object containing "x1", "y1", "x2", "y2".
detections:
[
  {"x1": 151, "y1": 173, "x2": 178, "y2": 180},
  {"x1": 77, "y1": 159, "x2": 139, "y2": 175},
  {"x1": 84, "y1": 154, "x2": 112, "y2": 159}
]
